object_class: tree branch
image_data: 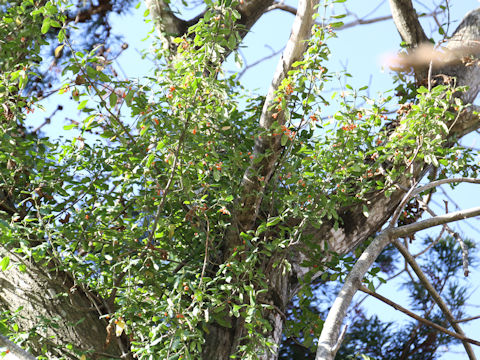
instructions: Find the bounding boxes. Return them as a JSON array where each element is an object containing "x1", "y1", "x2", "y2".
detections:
[
  {"x1": 70, "y1": 0, "x2": 112, "y2": 23},
  {"x1": 267, "y1": 3, "x2": 436, "y2": 33},
  {"x1": 411, "y1": 177, "x2": 480, "y2": 198},
  {"x1": 315, "y1": 232, "x2": 391, "y2": 360},
  {"x1": 388, "y1": 0, "x2": 429, "y2": 47},
  {"x1": 315, "y1": 206, "x2": 480, "y2": 360},
  {"x1": 235, "y1": 0, "x2": 319, "y2": 235},
  {"x1": 145, "y1": 0, "x2": 275, "y2": 53},
  {"x1": 359, "y1": 285, "x2": 480, "y2": 347},
  {"x1": 415, "y1": 196, "x2": 471, "y2": 276},
  {"x1": 0, "y1": 335, "x2": 36, "y2": 360},
  {"x1": 393, "y1": 240, "x2": 477, "y2": 359},
  {"x1": 266, "y1": 2, "x2": 297, "y2": 15},
  {"x1": 456, "y1": 315, "x2": 480, "y2": 324},
  {"x1": 144, "y1": 0, "x2": 190, "y2": 48}
]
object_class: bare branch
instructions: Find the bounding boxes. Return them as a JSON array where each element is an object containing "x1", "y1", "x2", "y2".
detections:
[
  {"x1": 359, "y1": 286, "x2": 480, "y2": 347},
  {"x1": 266, "y1": 2, "x2": 297, "y2": 15},
  {"x1": 456, "y1": 314, "x2": 480, "y2": 324},
  {"x1": 388, "y1": 0, "x2": 429, "y2": 47},
  {"x1": 339, "y1": 14, "x2": 392, "y2": 30},
  {"x1": 315, "y1": 206, "x2": 480, "y2": 360},
  {"x1": 267, "y1": 2, "x2": 441, "y2": 32},
  {"x1": 315, "y1": 231, "x2": 391, "y2": 360},
  {"x1": 237, "y1": 47, "x2": 284, "y2": 80},
  {"x1": 391, "y1": 177, "x2": 480, "y2": 228},
  {"x1": 411, "y1": 177, "x2": 480, "y2": 198},
  {"x1": 415, "y1": 197, "x2": 471, "y2": 276},
  {"x1": 392, "y1": 206, "x2": 480, "y2": 238},
  {"x1": 393, "y1": 240, "x2": 477, "y2": 359},
  {"x1": 0, "y1": 335, "x2": 36, "y2": 360}
]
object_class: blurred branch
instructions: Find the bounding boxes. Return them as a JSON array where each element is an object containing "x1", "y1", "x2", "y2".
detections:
[
  {"x1": 359, "y1": 285, "x2": 480, "y2": 346},
  {"x1": 0, "y1": 335, "x2": 36, "y2": 360},
  {"x1": 393, "y1": 240, "x2": 477, "y2": 359},
  {"x1": 266, "y1": 1, "x2": 297, "y2": 15},
  {"x1": 456, "y1": 314, "x2": 480, "y2": 324},
  {"x1": 267, "y1": 1, "x2": 440, "y2": 32},
  {"x1": 237, "y1": 47, "x2": 284, "y2": 79},
  {"x1": 415, "y1": 196, "x2": 471, "y2": 276}
]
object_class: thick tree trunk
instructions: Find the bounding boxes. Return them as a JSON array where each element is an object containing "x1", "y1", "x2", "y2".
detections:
[
  {"x1": 201, "y1": 259, "x2": 294, "y2": 360},
  {"x1": 0, "y1": 247, "x2": 127, "y2": 359}
]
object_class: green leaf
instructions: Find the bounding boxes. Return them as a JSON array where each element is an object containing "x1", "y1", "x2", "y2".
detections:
[
  {"x1": 213, "y1": 169, "x2": 221, "y2": 182},
  {"x1": 86, "y1": 66, "x2": 97, "y2": 79},
  {"x1": 125, "y1": 90, "x2": 135, "y2": 106},
  {"x1": 41, "y1": 17, "x2": 51, "y2": 33},
  {"x1": 63, "y1": 124, "x2": 77, "y2": 130},
  {"x1": 18, "y1": 264, "x2": 26, "y2": 272},
  {"x1": 78, "y1": 100, "x2": 88, "y2": 110},
  {"x1": 362, "y1": 205, "x2": 369, "y2": 218},
  {"x1": 330, "y1": 21, "x2": 344, "y2": 28},
  {"x1": 109, "y1": 91, "x2": 118, "y2": 108},
  {"x1": 0, "y1": 256, "x2": 10, "y2": 271},
  {"x1": 266, "y1": 217, "x2": 281, "y2": 227},
  {"x1": 146, "y1": 153, "x2": 155, "y2": 167}
]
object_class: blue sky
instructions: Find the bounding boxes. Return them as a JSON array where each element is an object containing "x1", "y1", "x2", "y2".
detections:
[{"x1": 26, "y1": 0, "x2": 480, "y2": 359}]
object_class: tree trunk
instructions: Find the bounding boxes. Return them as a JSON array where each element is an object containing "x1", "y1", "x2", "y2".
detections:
[
  {"x1": 0, "y1": 248, "x2": 126, "y2": 359},
  {"x1": 202, "y1": 259, "x2": 294, "y2": 360}
]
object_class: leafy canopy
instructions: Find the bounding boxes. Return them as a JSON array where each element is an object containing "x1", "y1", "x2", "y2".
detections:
[{"x1": 0, "y1": 0, "x2": 478, "y2": 359}]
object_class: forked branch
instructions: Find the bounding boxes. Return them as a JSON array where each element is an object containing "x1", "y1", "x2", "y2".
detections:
[{"x1": 315, "y1": 206, "x2": 480, "y2": 360}]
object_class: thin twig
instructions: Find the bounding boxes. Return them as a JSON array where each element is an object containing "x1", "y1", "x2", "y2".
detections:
[
  {"x1": 237, "y1": 47, "x2": 284, "y2": 80},
  {"x1": 456, "y1": 314, "x2": 480, "y2": 324},
  {"x1": 415, "y1": 197, "x2": 471, "y2": 276},
  {"x1": 147, "y1": 111, "x2": 192, "y2": 244}
]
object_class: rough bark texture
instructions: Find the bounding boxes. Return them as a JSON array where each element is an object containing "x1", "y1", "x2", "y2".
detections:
[
  {"x1": 0, "y1": 248, "x2": 126, "y2": 359},
  {"x1": 441, "y1": 8, "x2": 480, "y2": 103},
  {"x1": 389, "y1": 0, "x2": 428, "y2": 46}
]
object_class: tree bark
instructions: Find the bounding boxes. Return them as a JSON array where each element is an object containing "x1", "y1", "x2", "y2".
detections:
[{"x1": 0, "y1": 248, "x2": 127, "y2": 359}]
